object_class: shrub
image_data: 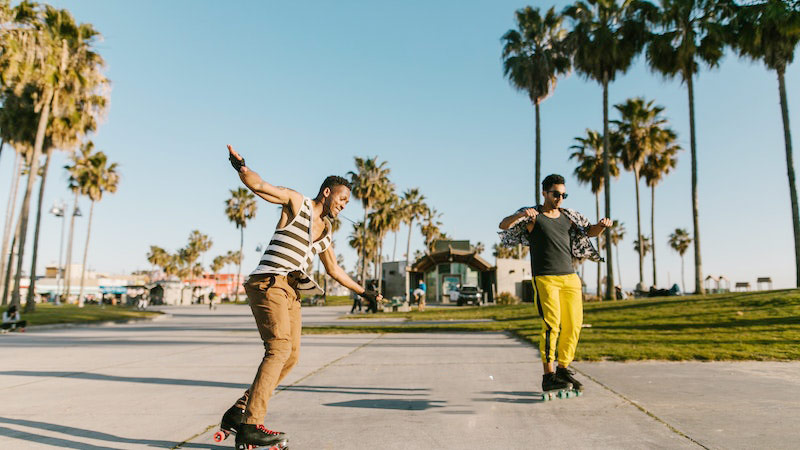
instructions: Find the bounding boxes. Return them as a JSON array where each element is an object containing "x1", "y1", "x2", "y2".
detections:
[{"x1": 496, "y1": 291, "x2": 520, "y2": 305}]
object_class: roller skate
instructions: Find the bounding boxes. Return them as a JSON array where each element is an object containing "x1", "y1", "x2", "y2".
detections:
[
  {"x1": 212, "y1": 405, "x2": 245, "y2": 442},
  {"x1": 555, "y1": 366, "x2": 584, "y2": 392},
  {"x1": 235, "y1": 424, "x2": 288, "y2": 450},
  {"x1": 541, "y1": 372, "x2": 581, "y2": 401}
]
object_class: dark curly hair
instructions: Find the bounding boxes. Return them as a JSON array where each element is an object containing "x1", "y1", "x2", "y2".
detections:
[
  {"x1": 542, "y1": 174, "x2": 565, "y2": 192},
  {"x1": 318, "y1": 175, "x2": 351, "y2": 197}
]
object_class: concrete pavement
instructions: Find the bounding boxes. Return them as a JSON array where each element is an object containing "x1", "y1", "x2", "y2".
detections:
[{"x1": 0, "y1": 305, "x2": 796, "y2": 449}]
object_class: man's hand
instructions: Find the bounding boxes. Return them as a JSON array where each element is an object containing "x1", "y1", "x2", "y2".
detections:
[
  {"x1": 228, "y1": 144, "x2": 247, "y2": 173},
  {"x1": 360, "y1": 289, "x2": 382, "y2": 303},
  {"x1": 597, "y1": 218, "x2": 612, "y2": 228},
  {"x1": 522, "y1": 208, "x2": 538, "y2": 220}
]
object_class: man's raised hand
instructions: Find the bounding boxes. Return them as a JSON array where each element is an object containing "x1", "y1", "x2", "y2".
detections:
[
  {"x1": 523, "y1": 208, "x2": 538, "y2": 220},
  {"x1": 227, "y1": 144, "x2": 247, "y2": 173},
  {"x1": 598, "y1": 218, "x2": 612, "y2": 228}
]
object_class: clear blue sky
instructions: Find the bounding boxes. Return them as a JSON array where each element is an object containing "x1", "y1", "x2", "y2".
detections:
[{"x1": 2, "y1": 0, "x2": 799, "y2": 291}]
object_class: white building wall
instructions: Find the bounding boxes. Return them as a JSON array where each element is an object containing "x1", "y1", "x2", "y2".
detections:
[{"x1": 495, "y1": 258, "x2": 532, "y2": 300}]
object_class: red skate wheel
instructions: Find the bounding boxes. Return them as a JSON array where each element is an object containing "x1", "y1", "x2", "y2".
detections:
[{"x1": 213, "y1": 430, "x2": 228, "y2": 442}]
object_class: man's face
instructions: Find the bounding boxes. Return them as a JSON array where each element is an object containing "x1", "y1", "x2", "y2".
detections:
[
  {"x1": 543, "y1": 184, "x2": 567, "y2": 208},
  {"x1": 325, "y1": 185, "x2": 351, "y2": 218}
]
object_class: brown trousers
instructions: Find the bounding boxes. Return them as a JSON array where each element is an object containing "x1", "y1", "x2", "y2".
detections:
[{"x1": 236, "y1": 273, "x2": 302, "y2": 424}]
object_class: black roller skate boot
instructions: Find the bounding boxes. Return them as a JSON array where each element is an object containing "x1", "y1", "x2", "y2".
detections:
[
  {"x1": 556, "y1": 366, "x2": 584, "y2": 391},
  {"x1": 212, "y1": 405, "x2": 245, "y2": 442},
  {"x1": 235, "y1": 424, "x2": 288, "y2": 450},
  {"x1": 542, "y1": 372, "x2": 572, "y2": 392}
]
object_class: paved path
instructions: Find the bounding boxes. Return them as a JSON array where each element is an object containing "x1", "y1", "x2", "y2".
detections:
[{"x1": 0, "y1": 305, "x2": 797, "y2": 449}]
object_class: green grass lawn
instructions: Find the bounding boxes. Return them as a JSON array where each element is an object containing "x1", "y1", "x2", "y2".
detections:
[
  {"x1": 322, "y1": 295, "x2": 351, "y2": 307},
  {"x1": 0, "y1": 304, "x2": 162, "y2": 326},
  {"x1": 303, "y1": 290, "x2": 800, "y2": 361}
]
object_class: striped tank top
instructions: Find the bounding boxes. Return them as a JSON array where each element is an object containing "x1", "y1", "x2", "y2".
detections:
[{"x1": 250, "y1": 197, "x2": 332, "y2": 295}]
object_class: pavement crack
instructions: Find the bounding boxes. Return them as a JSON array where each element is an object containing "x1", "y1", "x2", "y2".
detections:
[{"x1": 574, "y1": 367, "x2": 710, "y2": 449}]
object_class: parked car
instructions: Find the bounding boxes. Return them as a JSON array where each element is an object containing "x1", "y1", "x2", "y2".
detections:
[{"x1": 457, "y1": 285, "x2": 482, "y2": 306}]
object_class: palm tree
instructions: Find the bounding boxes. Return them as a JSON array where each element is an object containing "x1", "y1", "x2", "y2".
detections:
[
  {"x1": 71, "y1": 148, "x2": 119, "y2": 307},
  {"x1": 368, "y1": 193, "x2": 398, "y2": 290},
  {"x1": 348, "y1": 221, "x2": 376, "y2": 278},
  {"x1": 348, "y1": 156, "x2": 392, "y2": 283},
  {"x1": 3, "y1": 4, "x2": 108, "y2": 308},
  {"x1": 493, "y1": 243, "x2": 530, "y2": 259},
  {"x1": 641, "y1": 129, "x2": 680, "y2": 287},
  {"x1": 473, "y1": 242, "x2": 485, "y2": 254},
  {"x1": 210, "y1": 254, "x2": 227, "y2": 297},
  {"x1": 729, "y1": 0, "x2": 800, "y2": 287},
  {"x1": 146, "y1": 246, "x2": 171, "y2": 279},
  {"x1": 400, "y1": 188, "x2": 427, "y2": 302},
  {"x1": 608, "y1": 220, "x2": 626, "y2": 288},
  {"x1": 63, "y1": 141, "x2": 92, "y2": 303},
  {"x1": 633, "y1": 236, "x2": 652, "y2": 261},
  {"x1": 225, "y1": 187, "x2": 257, "y2": 301},
  {"x1": 563, "y1": 0, "x2": 655, "y2": 299},
  {"x1": 668, "y1": 228, "x2": 692, "y2": 292},
  {"x1": 569, "y1": 128, "x2": 621, "y2": 297},
  {"x1": 419, "y1": 207, "x2": 444, "y2": 252},
  {"x1": 614, "y1": 97, "x2": 672, "y2": 286},
  {"x1": 647, "y1": 0, "x2": 730, "y2": 294},
  {"x1": 502, "y1": 6, "x2": 572, "y2": 200}
]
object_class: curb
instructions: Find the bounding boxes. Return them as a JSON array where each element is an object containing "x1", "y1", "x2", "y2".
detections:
[{"x1": 26, "y1": 312, "x2": 172, "y2": 331}]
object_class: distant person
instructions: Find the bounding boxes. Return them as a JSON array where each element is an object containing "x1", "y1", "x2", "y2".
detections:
[
  {"x1": 209, "y1": 292, "x2": 218, "y2": 310},
  {"x1": 216, "y1": 145, "x2": 381, "y2": 449},
  {"x1": 413, "y1": 280, "x2": 427, "y2": 311},
  {"x1": 350, "y1": 289, "x2": 362, "y2": 314},
  {"x1": 1, "y1": 305, "x2": 27, "y2": 332},
  {"x1": 499, "y1": 174, "x2": 610, "y2": 394}
]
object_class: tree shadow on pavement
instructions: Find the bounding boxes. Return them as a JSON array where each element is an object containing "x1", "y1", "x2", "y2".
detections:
[
  {"x1": 281, "y1": 385, "x2": 429, "y2": 396},
  {"x1": 0, "y1": 417, "x2": 227, "y2": 449},
  {"x1": 0, "y1": 370, "x2": 249, "y2": 389},
  {"x1": 474, "y1": 391, "x2": 545, "y2": 404},
  {"x1": 322, "y1": 399, "x2": 446, "y2": 410}
]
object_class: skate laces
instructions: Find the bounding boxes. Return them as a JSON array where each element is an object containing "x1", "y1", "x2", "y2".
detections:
[{"x1": 256, "y1": 425, "x2": 281, "y2": 435}]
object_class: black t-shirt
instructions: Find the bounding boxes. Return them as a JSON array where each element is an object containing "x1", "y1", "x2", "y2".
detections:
[{"x1": 528, "y1": 210, "x2": 575, "y2": 276}]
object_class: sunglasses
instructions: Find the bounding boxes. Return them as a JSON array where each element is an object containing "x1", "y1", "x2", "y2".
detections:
[{"x1": 547, "y1": 191, "x2": 568, "y2": 199}]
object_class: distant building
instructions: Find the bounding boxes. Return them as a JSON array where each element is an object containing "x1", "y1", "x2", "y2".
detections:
[{"x1": 404, "y1": 240, "x2": 496, "y2": 303}]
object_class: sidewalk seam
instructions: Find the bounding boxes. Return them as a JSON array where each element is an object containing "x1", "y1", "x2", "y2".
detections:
[
  {"x1": 172, "y1": 333, "x2": 384, "y2": 449},
  {"x1": 574, "y1": 367, "x2": 709, "y2": 449}
]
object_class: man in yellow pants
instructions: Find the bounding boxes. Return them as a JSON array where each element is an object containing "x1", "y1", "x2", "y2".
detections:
[{"x1": 499, "y1": 174, "x2": 610, "y2": 392}]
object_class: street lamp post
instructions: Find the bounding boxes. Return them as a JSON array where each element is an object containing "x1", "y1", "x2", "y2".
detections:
[{"x1": 49, "y1": 203, "x2": 66, "y2": 302}]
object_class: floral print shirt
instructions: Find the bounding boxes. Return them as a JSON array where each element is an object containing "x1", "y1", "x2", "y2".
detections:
[{"x1": 498, "y1": 206, "x2": 604, "y2": 264}]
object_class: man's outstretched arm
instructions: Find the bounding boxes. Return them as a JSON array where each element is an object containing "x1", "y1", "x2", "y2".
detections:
[
  {"x1": 586, "y1": 218, "x2": 612, "y2": 237},
  {"x1": 320, "y1": 247, "x2": 382, "y2": 301},
  {"x1": 227, "y1": 144, "x2": 303, "y2": 209}
]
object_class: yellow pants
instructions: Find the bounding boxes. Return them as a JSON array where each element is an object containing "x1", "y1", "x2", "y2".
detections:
[{"x1": 533, "y1": 274, "x2": 583, "y2": 366}]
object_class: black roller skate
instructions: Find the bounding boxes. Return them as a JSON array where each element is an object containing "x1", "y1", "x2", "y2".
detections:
[
  {"x1": 541, "y1": 372, "x2": 580, "y2": 401},
  {"x1": 556, "y1": 366, "x2": 584, "y2": 392},
  {"x1": 235, "y1": 424, "x2": 288, "y2": 450},
  {"x1": 212, "y1": 405, "x2": 245, "y2": 442}
]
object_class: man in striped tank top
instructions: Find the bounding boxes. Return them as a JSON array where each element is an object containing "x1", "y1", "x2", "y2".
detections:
[{"x1": 217, "y1": 145, "x2": 382, "y2": 450}]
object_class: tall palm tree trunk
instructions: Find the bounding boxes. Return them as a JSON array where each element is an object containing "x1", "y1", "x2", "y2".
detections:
[
  {"x1": 25, "y1": 147, "x2": 55, "y2": 313},
  {"x1": 361, "y1": 208, "x2": 368, "y2": 284},
  {"x1": 651, "y1": 185, "x2": 657, "y2": 287},
  {"x1": 778, "y1": 69, "x2": 800, "y2": 287},
  {"x1": 634, "y1": 168, "x2": 644, "y2": 284},
  {"x1": 687, "y1": 74, "x2": 704, "y2": 294},
  {"x1": 405, "y1": 219, "x2": 414, "y2": 303},
  {"x1": 595, "y1": 191, "x2": 602, "y2": 298},
  {"x1": 392, "y1": 231, "x2": 398, "y2": 262},
  {"x1": 602, "y1": 75, "x2": 615, "y2": 300},
  {"x1": 615, "y1": 243, "x2": 622, "y2": 291},
  {"x1": 237, "y1": 227, "x2": 244, "y2": 301},
  {"x1": 680, "y1": 254, "x2": 686, "y2": 294},
  {"x1": 11, "y1": 87, "x2": 54, "y2": 307},
  {"x1": 2, "y1": 227, "x2": 19, "y2": 306},
  {"x1": 0, "y1": 152, "x2": 23, "y2": 300},
  {"x1": 78, "y1": 201, "x2": 95, "y2": 307},
  {"x1": 535, "y1": 101, "x2": 542, "y2": 201},
  {"x1": 63, "y1": 190, "x2": 79, "y2": 302}
]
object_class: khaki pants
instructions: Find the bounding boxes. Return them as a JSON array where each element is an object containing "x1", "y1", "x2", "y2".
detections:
[{"x1": 236, "y1": 273, "x2": 302, "y2": 425}]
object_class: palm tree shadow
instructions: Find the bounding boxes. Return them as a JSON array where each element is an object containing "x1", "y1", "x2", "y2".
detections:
[
  {"x1": 0, "y1": 417, "x2": 226, "y2": 449},
  {"x1": 474, "y1": 391, "x2": 545, "y2": 404}
]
